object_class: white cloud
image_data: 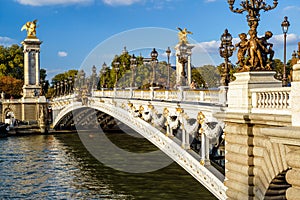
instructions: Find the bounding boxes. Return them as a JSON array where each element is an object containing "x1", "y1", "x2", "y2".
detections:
[
  {"x1": 194, "y1": 40, "x2": 220, "y2": 53},
  {"x1": 205, "y1": 0, "x2": 216, "y2": 3},
  {"x1": 194, "y1": 33, "x2": 300, "y2": 55},
  {"x1": 283, "y1": 6, "x2": 300, "y2": 12},
  {"x1": 270, "y1": 33, "x2": 300, "y2": 46},
  {"x1": 58, "y1": 51, "x2": 68, "y2": 57},
  {"x1": 0, "y1": 36, "x2": 16, "y2": 46},
  {"x1": 16, "y1": 0, "x2": 93, "y2": 6},
  {"x1": 102, "y1": 0, "x2": 141, "y2": 6}
]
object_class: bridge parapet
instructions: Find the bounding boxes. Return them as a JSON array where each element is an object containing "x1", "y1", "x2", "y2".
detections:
[
  {"x1": 92, "y1": 88, "x2": 221, "y2": 104},
  {"x1": 251, "y1": 87, "x2": 291, "y2": 115}
]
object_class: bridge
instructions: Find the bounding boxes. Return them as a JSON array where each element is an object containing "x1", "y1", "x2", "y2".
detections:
[{"x1": 50, "y1": 67, "x2": 300, "y2": 200}]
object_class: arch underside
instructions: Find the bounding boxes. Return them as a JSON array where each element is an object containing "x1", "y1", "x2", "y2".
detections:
[{"x1": 54, "y1": 107, "x2": 117, "y2": 131}]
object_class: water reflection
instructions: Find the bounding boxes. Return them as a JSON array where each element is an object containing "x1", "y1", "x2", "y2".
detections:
[{"x1": 0, "y1": 132, "x2": 216, "y2": 199}]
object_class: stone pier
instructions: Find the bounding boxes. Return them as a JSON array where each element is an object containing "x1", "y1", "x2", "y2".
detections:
[{"x1": 215, "y1": 71, "x2": 300, "y2": 199}]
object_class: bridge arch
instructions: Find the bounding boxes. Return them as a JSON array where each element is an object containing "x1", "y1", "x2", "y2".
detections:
[{"x1": 52, "y1": 98, "x2": 227, "y2": 199}]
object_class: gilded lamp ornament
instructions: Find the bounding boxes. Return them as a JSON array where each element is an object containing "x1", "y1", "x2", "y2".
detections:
[
  {"x1": 227, "y1": 0, "x2": 278, "y2": 71},
  {"x1": 21, "y1": 19, "x2": 38, "y2": 39},
  {"x1": 219, "y1": 29, "x2": 234, "y2": 86}
]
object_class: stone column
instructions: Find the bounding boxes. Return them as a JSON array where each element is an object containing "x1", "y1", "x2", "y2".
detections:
[
  {"x1": 35, "y1": 50, "x2": 40, "y2": 85},
  {"x1": 286, "y1": 61, "x2": 300, "y2": 199},
  {"x1": 21, "y1": 38, "x2": 42, "y2": 98},
  {"x1": 286, "y1": 150, "x2": 300, "y2": 200},
  {"x1": 291, "y1": 61, "x2": 300, "y2": 126},
  {"x1": 175, "y1": 43, "x2": 194, "y2": 86}
]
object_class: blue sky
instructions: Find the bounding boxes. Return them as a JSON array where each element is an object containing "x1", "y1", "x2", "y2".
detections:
[{"x1": 1, "y1": 0, "x2": 300, "y2": 79}]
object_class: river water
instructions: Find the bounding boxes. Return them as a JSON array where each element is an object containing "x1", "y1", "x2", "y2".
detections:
[{"x1": 0, "y1": 131, "x2": 216, "y2": 199}]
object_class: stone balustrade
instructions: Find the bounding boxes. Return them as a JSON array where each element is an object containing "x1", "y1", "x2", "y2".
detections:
[
  {"x1": 93, "y1": 88, "x2": 220, "y2": 104},
  {"x1": 251, "y1": 87, "x2": 291, "y2": 115}
]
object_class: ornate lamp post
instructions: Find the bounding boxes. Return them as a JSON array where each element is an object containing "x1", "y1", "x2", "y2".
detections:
[
  {"x1": 53, "y1": 84, "x2": 57, "y2": 97},
  {"x1": 113, "y1": 57, "x2": 120, "y2": 88},
  {"x1": 227, "y1": 0, "x2": 278, "y2": 71},
  {"x1": 150, "y1": 48, "x2": 158, "y2": 87},
  {"x1": 100, "y1": 62, "x2": 108, "y2": 88},
  {"x1": 68, "y1": 76, "x2": 73, "y2": 94},
  {"x1": 130, "y1": 54, "x2": 137, "y2": 88},
  {"x1": 60, "y1": 81, "x2": 64, "y2": 96},
  {"x1": 64, "y1": 79, "x2": 68, "y2": 95},
  {"x1": 281, "y1": 16, "x2": 290, "y2": 87},
  {"x1": 56, "y1": 82, "x2": 60, "y2": 96},
  {"x1": 91, "y1": 65, "x2": 97, "y2": 90},
  {"x1": 177, "y1": 44, "x2": 189, "y2": 86},
  {"x1": 219, "y1": 29, "x2": 234, "y2": 86},
  {"x1": 166, "y1": 47, "x2": 171, "y2": 89}
]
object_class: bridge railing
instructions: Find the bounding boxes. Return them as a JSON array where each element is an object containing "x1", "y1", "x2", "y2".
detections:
[
  {"x1": 92, "y1": 88, "x2": 221, "y2": 104},
  {"x1": 250, "y1": 87, "x2": 291, "y2": 115}
]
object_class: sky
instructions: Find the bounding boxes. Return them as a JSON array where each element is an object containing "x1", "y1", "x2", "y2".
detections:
[{"x1": 1, "y1": 0, "x2": 300, "y2": 80}]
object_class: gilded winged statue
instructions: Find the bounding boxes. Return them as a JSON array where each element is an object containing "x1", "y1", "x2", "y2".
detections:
[
  {"x1": 177, "y1": 27, "x2": 192, "y2": 44},
  {"x1": 21, "y1": 19, "x2": 38, "y2": 38}
]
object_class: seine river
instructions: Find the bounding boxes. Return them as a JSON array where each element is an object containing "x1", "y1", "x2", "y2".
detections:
[{"x1": 0, "y1": 131, "x2": 216, "y2": 199}]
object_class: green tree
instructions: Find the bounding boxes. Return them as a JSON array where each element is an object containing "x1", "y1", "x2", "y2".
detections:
[
  {"x1": 0, "y1": 76, "x2": 23, "y2": 98},
  {"x1": 51, "y1": 69, "x2": 78, "y2": 85},
  {"x1": 197, "y1": 65, "x2": 221, "y2": 88},
  {"x1": 0, "y1": 44, "x2": 24, "y2": 79},
  {"x1": 191, "y1": 67, "x2": 205, "y2": 88}
]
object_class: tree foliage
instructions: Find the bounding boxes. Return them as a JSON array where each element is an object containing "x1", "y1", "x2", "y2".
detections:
[
  {"x1": 99, "y1": 52, "x2": 177, "y2": 89},
  {"x1": 197, "y1": 65, "x2": 221, "y2": 88},
  {"x1": 51, "y1": 69, "x2": 78, "y2": 85},
  {"x1": 0, "y1": 76, "x2": 23, "y2": 98},
  {"x1": 191, "y1": 67, "x2": 205, "y2": 88},
  {"x1": 0, "y1": 44, "x2": 24, "y2": 79}
]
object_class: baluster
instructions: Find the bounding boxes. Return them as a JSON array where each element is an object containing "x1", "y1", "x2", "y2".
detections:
[
  {"x1": 265, "y1": 92, "x2": 269, "y2": 108},
  {"x1": 256, "y1": 92, "x2": 261, "y2": 108},
  {"x1": 271, "y1": 92, "x2": 275, "y2": 108},
  {"x1": 274, "y1": 92, "x2": 278, "y2": 108},
  {"x1": 284, "y1": 92, "x2": 288, "y2": 108},
  {"x1": 287, "y1": 92, "x2": 290, "y2": 108},
  {"x1": 267, "y1": 92, "x2": 271, "y2": 108},
  {"x1": 260, "y1": 93, "x2": 265, "y2": 108}
]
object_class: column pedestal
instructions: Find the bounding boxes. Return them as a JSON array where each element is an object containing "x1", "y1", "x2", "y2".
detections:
[{"x1": 227, "y1": 71, "x2": 281, "y2": 113}]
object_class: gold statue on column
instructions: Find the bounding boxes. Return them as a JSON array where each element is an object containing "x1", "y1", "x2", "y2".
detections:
[
  {"x1": 21, "y1": 19, "x2": 38, "y2": 38},
  {"x1": 177, "y1": 27, "x2": 192, "y2": 44}
]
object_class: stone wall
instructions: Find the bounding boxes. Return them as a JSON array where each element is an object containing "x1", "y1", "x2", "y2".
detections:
[{"x1": 215, "y1": 112, "x2": 291, "y2": 199}]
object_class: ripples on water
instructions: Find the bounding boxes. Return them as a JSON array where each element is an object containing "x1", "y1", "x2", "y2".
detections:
[{"x1": 0, "y1": 132, "x2": 216, "y2": 199}]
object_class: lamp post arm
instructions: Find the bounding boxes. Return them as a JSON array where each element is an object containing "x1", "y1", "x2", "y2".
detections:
[
  {"x1": 229, "y1": 5, "x2": 246, "y2": 14},
  {"x1": 262, "y1": 1, "x2": 278, "y2": 11}
]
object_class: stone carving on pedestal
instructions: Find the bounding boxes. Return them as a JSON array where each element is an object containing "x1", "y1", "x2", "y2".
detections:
[{"x1": 235, "y1": 30, "x2": 274, "y2": 72}]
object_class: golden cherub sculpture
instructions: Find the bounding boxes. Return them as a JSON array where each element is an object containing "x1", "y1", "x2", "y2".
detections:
[
  {"x1": 177, "y1": 27, "x2": 192, "y2": 44},
  {"x1": 21, "y1": 19, "x2": 38, "y2": 38}
]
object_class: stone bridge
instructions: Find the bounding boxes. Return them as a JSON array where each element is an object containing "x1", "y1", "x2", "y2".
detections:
[{"x1": 50, "y1": 69, "x2": 300, "y2": 200}]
